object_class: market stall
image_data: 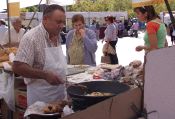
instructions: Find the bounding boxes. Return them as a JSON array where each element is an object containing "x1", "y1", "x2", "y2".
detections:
[
  {"x1": 0, "y1": 46, "x2": 144, "y2": 119},
  {"x1": 18, "y1": 61, "x2": 143, "y2": 119},
  {"x1": 19, "y1": 46, "x2": 175, "y2": 119},
  {"x1": 0, "y1": 0, "x2": 174, "y2": 119},
  {"x1": 1, "y1": 44, "x2": 174, "y2": 119},
  {"x1": 0, "y1": 46, "x2": 25, "y2": 119}
]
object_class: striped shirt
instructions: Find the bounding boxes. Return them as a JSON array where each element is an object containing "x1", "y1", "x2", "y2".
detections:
[{"x1": 14, "y1": 23, "x2": 61, "y2": 84}]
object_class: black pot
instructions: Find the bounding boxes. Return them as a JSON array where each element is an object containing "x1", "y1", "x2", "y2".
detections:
[
  {"x1": 67, "y1": 81, "x2": 130, "y2": 111},
  {"x1": 29, "y1": 113, "x2": 61, "y2": 119}
]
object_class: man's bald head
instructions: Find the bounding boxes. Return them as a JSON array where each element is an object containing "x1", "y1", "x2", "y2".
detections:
[{"x1": 11, "y1": 17, "x2": 22, "y2": 32}]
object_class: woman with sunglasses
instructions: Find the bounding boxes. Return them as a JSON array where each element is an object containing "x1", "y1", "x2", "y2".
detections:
[{"x1": 134, "y1": 5, "x2": 167, "y2": 52}]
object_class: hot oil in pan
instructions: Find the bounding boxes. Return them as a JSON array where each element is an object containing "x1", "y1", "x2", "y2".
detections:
[
  {"x1": 73, "y1": 83, "x2": 117, "y2": 97},
  {"x1": 85, "y1": 92, "x2": 114, "y2": 97},
  {"x1": 67, "y1": 81, "x2": 130, "y2": 111}
]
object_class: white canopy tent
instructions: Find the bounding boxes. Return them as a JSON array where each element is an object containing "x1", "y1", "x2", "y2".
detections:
[{"x1": 0, "y1": 0, "x2": 76, "y2": 11}]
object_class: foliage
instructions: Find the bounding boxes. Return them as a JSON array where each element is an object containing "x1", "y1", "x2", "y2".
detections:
[
  {"x1": 20, "y1": 0, "x2": 175, "y2": 17},
  {"x1": 21, "y1": 6, "x2": 38, "y2": 12}
]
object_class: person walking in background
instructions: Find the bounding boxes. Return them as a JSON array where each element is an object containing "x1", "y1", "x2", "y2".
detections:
[
  {"x1": 90, "y1": 19, "x2": 100, "y2": 41},
  {"x1": 172, "y1": 24, "x2": 175, "y2": 45},
  {"x1": 66, "y1": 14, "x2": 97, "y2": 66},
  {"x1": 131, "y1": 21, "x2": 139, "y2": 38},
  {"x1": 169, "y1": 23, "x2": 175, "y2": 45},
  {"x1": 134, "y1": 5, "x2": 167, "y2": 52},
  {"x1": 103, "y1": 16, "x2": 118, "y2": 64},
  {"x1": 89, "y1": 19, "x2": 97, "y2": 33},
  {"x1": 96, "y1": 21, "x2": 100, "y2": 40},
  {"x1": 118, "y1": 21, "x2": 125, "y2": 38},
  {"x1": 127, "y1": 18, "x2": 133, "y2": 31}
]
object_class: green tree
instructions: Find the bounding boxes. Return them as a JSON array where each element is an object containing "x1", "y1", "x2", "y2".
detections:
[
  {"x1": 20, "y1": 0, "x2": 175, "y2": 17},
  {"x1": 69, "y1": 0, "x2": 121, "y2": 12},
  {"x1": 68, "y1": 0, "x2": 134, "y2": 16},
  {"x1": 21, "y1": 6, "x2": 38, "y2": 12}
]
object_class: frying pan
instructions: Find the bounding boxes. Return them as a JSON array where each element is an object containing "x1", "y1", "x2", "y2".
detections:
[
  {"x1": 67, "y1": 81, "x2": 130, "y2": 111},
  {"x1": 29, "y1": 113, "x2": 61, "y2": 119}
]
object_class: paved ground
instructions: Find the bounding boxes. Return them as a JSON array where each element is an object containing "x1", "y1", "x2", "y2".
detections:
[{"x1": 62, "y1": 32, "x2": 171, "y2": 66}]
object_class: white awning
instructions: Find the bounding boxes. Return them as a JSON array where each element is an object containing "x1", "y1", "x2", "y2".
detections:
[{"x1": 0, "y1": 0, "x2": 76, "y2": 11}]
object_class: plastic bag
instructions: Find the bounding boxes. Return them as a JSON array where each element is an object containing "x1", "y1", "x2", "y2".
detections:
[
  {"x1": 102, "y1": 43, "x2": 116, "y2": 55},
  {"x1": 0, "y1": 71, "x2": 15, "y2": 111}
]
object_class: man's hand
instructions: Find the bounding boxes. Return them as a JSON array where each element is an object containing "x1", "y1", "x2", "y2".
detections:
[
  {"x1": 13, "y1": 61, "x2": 66, "y2": 85},
  {"x1": 44, "y1": 71, "x2": 65, "y2": 85},
  {"x1": 136, "y1": 45, "x2": 144, "y2": 52},
  {"x1": 79, "y1": 29, "x2": 85, "y2": 38}
]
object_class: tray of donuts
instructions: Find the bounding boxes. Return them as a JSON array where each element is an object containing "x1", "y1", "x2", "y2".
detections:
[{"x1": 25, "y1": 100, "x2": 72, "y2": 119}]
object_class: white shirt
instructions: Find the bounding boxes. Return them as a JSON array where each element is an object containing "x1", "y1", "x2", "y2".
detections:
[
  {"x1": 104, "y1": 24, "x2": 117, "y2": 41},
  {"x1": 113, "y1": 22, "x2": 118, "y2": 30},
  {"x1": 1, "y1": 27, "x2": 25, "y2": 45},
  {"x1": 0, "y1": 25, "x2": 8, "y2": 44}
]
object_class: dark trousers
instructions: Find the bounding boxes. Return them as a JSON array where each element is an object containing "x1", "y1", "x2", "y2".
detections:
[
  {"x1": 118, "y1": 30, "x2": 123, "y2": 38},
  {"x1": 171, "y1": 35, "x2": 175, "y2": 44},
  {"x1": 133, "y1": 30, "x2": 138, "y2": 38},
  {"x1": 108, "y1": 41, "x2": 118, "y2": 64}
]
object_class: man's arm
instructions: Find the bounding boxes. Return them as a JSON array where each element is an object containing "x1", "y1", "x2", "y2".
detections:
[
  {"x1": 83, "y1": 30, "x2": 97, "y2": 53},
  {"x1": 13, "y1": 61, "x2": 46, "y2": 79},
  {"x1": 3, "y1": 43, "x2": 19, "y2": 48},
  {"x1": 12, "y1": 61, "x2": 64, "y2": 85},
  {"x1": 13, "y1": 34, "x2": 64, "y2": 85}
]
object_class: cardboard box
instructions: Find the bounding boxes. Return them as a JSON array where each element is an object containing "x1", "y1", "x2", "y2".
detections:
[
  {"x1": 1, "y1": 99, "x2": 8, "y2": 119},
  {"x1": 62, "y1": 88, "x2": 142, "y2": 119},
  {"x1": 14, "y1": 77, "x2": 26, "y2": 89},
  {"x1": 15, "y1": 88, "x2": 27, "y2": 110},
  {"x1": 13, "y1": 107, "x2": 25, "y2": 119},
  {"x1": 1, "y1": 99, "x2": 24, "y2": 119},
  {"x1": 144, "y1": 47, "x2": 175, "y2": 119}
]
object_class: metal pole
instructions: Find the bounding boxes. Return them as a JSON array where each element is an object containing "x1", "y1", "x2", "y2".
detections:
[
  {"x1": 65, "y1": 6, "x2": 68, "y2": 31},
  {"x1": 24, "y1": 0, "x2": 43, "y2": 33},
  {"x1": 164, "y1": 0, "x2": 175, "y2": 24},
  {"x1": 6, "y1": 0, "x2": 11, "y2": 46},
  {"x1": 46, "y1": 0, "x2": 49, "y2": 5},
  {"x1": 163, "y1": 12, "x2": 165, "y2": 23}
]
